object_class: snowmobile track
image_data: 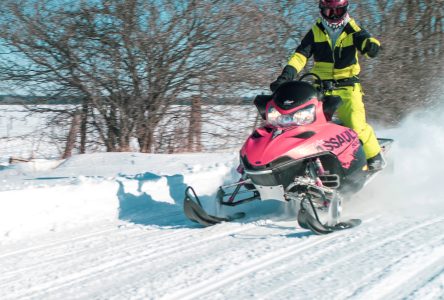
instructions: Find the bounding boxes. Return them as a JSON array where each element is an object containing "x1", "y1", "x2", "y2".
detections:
[
  {"x1": 0, "y1": 227, "x2": 119, "y2": 260},
  {"x1": 344, "y1": 235, "x2": 444, "y2": 299},
  {"x1": 262, "y1": 216, "x2": 444, "y2": 299},
  {"x1": 2, "y1": 223, "x2": 260, "y2": 299},
  {"x1": 162, "y1": 216, "x2": 444, "y2": 300},
  {"x1": 161, "y1": 229, "x2": 350, "y2": 300},
  {"x1": 0, "y1": 226, "x2": 152, "y2": 285},
  {"x1": 3, "y1": 214, "x2": 444, "y2": 300},
  {"x1": 405, "y1": 266, "x2": 444, "y2": 299}
]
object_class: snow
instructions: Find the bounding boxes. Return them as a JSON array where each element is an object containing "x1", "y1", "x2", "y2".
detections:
[
  {"x1": 0, "y1": 104, "x2": 257, "y2": 162},
  {"x1": 1, "y1": 106, "x2": 444, "y2": 299},
  {"x1": 0, "y1": 106, "x2": 66, "y2": 163}
]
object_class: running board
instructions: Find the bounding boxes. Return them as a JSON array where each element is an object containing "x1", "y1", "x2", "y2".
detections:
[{"x1": 377, "y1": 138, "x2": 394, "y2": 152}]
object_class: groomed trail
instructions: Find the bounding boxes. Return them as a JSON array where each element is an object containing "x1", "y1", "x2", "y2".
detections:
[
  {"x1": 1, "y1": 206, "x2": 443, "y2": 300},
  {"x1": 2, "y1": 106, "x2": 444, "y2": 299}
]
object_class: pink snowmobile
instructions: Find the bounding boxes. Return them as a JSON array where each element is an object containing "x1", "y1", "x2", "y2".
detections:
[{"x1": 184, "y1": 73, "x2": 393, "y2": 234}]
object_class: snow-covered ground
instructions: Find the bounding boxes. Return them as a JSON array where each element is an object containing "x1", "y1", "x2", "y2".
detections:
[
  {"x1": 1, "y1": 106, "x2": 444, "y2": 299},
  {"x1": 0, "y1": 106, "x2": 65, "y2": 162},
  {"x1": 0, "y1": 105, "x2": 258, "y2": 162}
]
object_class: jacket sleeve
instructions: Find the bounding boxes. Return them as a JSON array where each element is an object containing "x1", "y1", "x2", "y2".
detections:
[
  {"x1": 288, "y1": 30, "x2": 314, "y2": 73},
  {"x1": 353, "y1": 28, "x2": 381, "y2": 57}
]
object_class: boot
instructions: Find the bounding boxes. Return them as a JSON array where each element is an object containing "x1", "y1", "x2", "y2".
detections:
[{"x1": 367, "y1": 152, "x2": 386, "y2": 171}]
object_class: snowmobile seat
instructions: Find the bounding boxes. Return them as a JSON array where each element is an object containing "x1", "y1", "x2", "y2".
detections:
[
  {"x1": 322, "y1": 95, "x2": 342, "y2": 121},
  {"x1": 254, "y1": 95, "x2": 273, "y2": 120}
]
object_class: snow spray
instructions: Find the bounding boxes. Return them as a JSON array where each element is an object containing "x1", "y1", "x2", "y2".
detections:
[{"x1": 348, "y1": 101, "x2": 444, "y2": 217}]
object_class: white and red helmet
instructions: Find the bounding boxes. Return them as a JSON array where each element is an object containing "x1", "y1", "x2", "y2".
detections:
[{"x1": 319, "y1": 0, "x2": 349, "y2": 28}]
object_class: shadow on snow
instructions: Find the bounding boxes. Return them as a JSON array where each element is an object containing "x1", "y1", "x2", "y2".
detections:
[
  {"x1": 116, "y1": 172, "x2": 312, "y2": 238},
  {"x1": 117, "y1": 172, "x2": 192, "y2": 228}
]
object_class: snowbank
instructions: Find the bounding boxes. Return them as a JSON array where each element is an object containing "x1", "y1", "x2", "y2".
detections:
[
  {"x1": 0, "y1": 152, "x2": 239, "y2": 243},
  {"x1": 0, "y1": 179, "x2": 118, "y2": 241}
]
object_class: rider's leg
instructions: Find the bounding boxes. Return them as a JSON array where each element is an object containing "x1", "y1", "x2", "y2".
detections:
[{"x1": 333, "y1": 84, "x2": 382, "y2": 166}]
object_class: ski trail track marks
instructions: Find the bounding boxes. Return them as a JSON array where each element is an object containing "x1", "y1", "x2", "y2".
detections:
[
  {"x1": 160, "y1": 216, "x2": 444, "y2": 300},
  {"x1": 0, "y1": 218, "x2": 259, "y2": 300},
  {"x1": 2, "y1": 214, "x2": 444, "y2": 300}
]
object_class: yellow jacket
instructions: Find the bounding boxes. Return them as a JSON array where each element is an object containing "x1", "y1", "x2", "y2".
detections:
[{"x1": 288, "y1": 18, "x2": 380, "y2": 81}]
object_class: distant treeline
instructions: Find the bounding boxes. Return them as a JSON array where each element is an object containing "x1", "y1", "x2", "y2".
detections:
[
  {"x1": 0, "y1": 95, "x2": 81, "y2": 105},
  {"x1": 0, "y1": 95, "x2": 254, "y2": 105}
]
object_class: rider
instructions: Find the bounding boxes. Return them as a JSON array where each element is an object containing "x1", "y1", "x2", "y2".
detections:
[{"x1": 270, "y1": 0, "x2": 385, "y2": 171}]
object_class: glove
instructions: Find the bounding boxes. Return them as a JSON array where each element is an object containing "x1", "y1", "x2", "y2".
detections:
[
  {"x1": 270, "y1": 65, "x2": 296, "y2": 92},
  {"x1": 363, "y1": 40, "x2": 380, "y2": 58}
]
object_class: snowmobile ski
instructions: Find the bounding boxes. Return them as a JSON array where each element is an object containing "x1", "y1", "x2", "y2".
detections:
[
  {"x1": 183, "y1": 186, "x2": 245, "y2": 226},
  {"x1": 297, "y1": 207, "x2": 361, "y2": 235},
  {"x1": 297, "y1": 196, "x2": 361, "y2": 235}
]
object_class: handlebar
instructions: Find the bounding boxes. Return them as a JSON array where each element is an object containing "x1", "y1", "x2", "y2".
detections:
[
  {"x1": 298, "y1": 73, "x2": 323, "y2": 92},
  {"x1": 297, "y1": 73, "x2": 347, "y2": 93}
]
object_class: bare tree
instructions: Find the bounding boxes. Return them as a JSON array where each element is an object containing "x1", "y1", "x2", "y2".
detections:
[
  {"x1": 351, "y1": 0, "x2": 443, "y2": 123},
  {"x1": 0, "y1": 0, "x2": 441, "y2": 156},
  {"x1": 0, "y1": 0, "x2": 304, "y2": 154}
]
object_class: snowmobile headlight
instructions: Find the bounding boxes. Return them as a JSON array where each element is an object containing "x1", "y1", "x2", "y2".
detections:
[
  {"x1": 267, "y1": 105, "x2": 297, "y2": 126},
  {"x1": 292, "y1": 105, "x2": 315, "y2": 126},
  {"x1": 266, "y1": 105, "x2": 282, "y2": 126},
  {"x1": 267, "y1": 104, "x2": 315, "y2": 127}
]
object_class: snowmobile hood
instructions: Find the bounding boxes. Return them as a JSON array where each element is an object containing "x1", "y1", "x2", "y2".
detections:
[{"x1": 240, "y1": 123, "x2": 360, "y2": 168}]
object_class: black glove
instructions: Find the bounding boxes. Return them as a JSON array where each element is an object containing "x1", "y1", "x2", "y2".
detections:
[
  {"x1": 270, "y1": 65, "x2": 296, "y2": 92},
  {"x1": 363, "y1": 40, "x2": 380, "y2": 58}
]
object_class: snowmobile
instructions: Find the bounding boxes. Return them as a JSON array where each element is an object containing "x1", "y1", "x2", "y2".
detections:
[{"x1": 184, "y1": 73, "x2": 393, "y2": 235}]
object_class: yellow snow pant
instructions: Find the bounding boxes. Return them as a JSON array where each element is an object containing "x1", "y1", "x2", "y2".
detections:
[{"x1": 327, "y1": 83, "x2": 380, "y2": 159}]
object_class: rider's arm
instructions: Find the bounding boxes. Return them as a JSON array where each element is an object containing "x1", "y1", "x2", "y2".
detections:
[
  {"x1": 270, "y1": 29, "x2": 314, "y2": 92},
  {"x1": 287, "y1": 30, "x2": 314, "y2": 73},
  {"x1": 353, "y1": 28, "x2": 381, "y2": 58}
]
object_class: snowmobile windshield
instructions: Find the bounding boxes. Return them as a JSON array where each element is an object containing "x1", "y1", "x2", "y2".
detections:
[{"x1": 266, "y1": 104, "x2": 315, "y2": 127}]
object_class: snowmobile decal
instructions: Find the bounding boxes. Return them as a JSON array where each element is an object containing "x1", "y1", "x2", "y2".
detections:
[{"x1": 322, "y1": 129, "x2": 358, "y2": 151}]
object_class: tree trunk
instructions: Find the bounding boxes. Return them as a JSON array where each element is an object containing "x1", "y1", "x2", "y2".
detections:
[
  {"x1": 62, "y1": 112, "x2": 81, "y2": 159},
  {"x1": 139, "y1": 128, "x2": 154, "y2": 153},
  {"x1": 80, "y1": 101, "x2": 88, "y2": 154},
  {"x1": 188, "y1": 96, "x2": 202, "y2": 152}
]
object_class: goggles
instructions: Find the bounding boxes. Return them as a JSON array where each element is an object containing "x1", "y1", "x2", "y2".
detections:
[{"x1": 321, "y1": 7, "x2": 346, "y2": 19}]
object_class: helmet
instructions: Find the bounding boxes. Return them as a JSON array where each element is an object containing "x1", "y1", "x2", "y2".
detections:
[{"x1": 319, "y1": 0, "x2": 349, "y2": 29}]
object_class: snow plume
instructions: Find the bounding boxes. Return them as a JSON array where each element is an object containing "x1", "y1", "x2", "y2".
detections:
[{"x1": 352, "y1": 102, "x2": 444, "y2": 216}]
